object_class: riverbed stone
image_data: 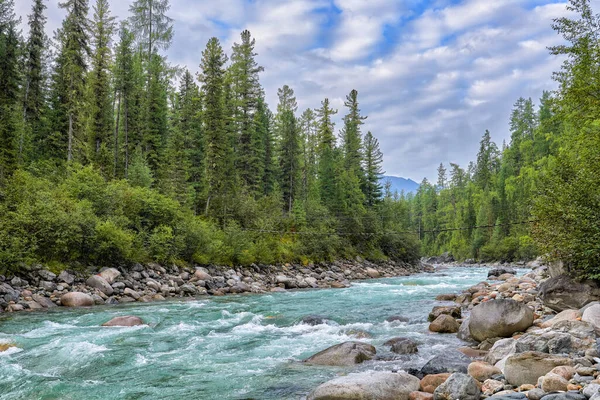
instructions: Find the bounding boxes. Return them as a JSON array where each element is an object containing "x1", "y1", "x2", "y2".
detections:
[
  {"x1": 433, "y1": 373, "x2": 480, "y2": 400},
  {"x1": 86, "y1": 275, "x2": 114, "y2": 296},
  {"x1": 469, "y1": 299, "x2": 534, "y2": 342},
  {"x1": 485, "y1": 338, "x2": 517, "y2": 365},
  {"x1": 504, "y1": 351, "x2": 574, "y2": 386},
  {"x1": 541, "y1": 309, "x2": 582, "y2": 328},
  {"x1": 420, "y1": 351, "x2": 471, "y2": 377},
  {"x1": 582, "y1": 303, "x2": 600, "y2": 332},
  {"x1": 468, "y1": 361, "x2": 501, "y2": 382},
  {"x1": 102, "y1": 316, "x2": 145, "y2": 327},
  {"x1": 307, "y1": 371, "x2": 420, "y2": 400},
  {"x1": 428, "y1": 305, "x2": 461, "y2": 321},
  {"x1": 386, "y1": 315, "x2": 409, "y2": 323},
  {"x1": 420, "y1": 374, "x2": 450, "y2": 393},
  {"x1": 388, "y1": 338, "x2": 418, "y2": 354},
  {"x1": 302, "y1": 315, "x2": 329, "y2": 325},
  {"x1": 540, "y1": 372, "x2": 569, "y2": 392},
  {"x1": 539, "y1": 274, "x2": 600, "y2": 312},
  {"x1": 539, "y1": 393, "x2": 586, "y2": 400},
  {"x1": 60, "y1": 292, "x2": 94, "y2": 307},
  {"x1": 365, "y1": 268, "x2": 380, "y2": 278},
  {"x1": 32, "y1": 294, "x2": 56, "y2": 308},
  {"x1": 58, "y1": 270, "x2": 75, "y2": 284},
  {"x1": 481, "y1": 379, "x2": 504, "y2": 395},
  {"x1": 429, "y1": 314, "x2": 459, "y2": 333},
  {"x1": 304, "y1": 341, "x2": 376, "y2": 366},
  {"x1": 410, "y1": 392, "x2": 433, "y2": 400},
  {"x1": 193, "y1": 269, "x2": 212, "y2": 281}
]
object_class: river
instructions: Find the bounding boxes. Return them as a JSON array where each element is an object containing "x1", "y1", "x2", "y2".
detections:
[{"x1": 0, "y1": 266, "x2": 490, "y2": 399}]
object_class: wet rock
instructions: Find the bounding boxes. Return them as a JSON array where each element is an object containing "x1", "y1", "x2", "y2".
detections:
[
  {"x1": 468, "y1": 361, "x2": 502, "y2": 382},
  {"x1": 86, "y1": 275, "x2": 114, "y2": 296},
  {"x1": 433, "y1": 372, "x2": 480, "y2": 400},
  {"x1": 429, "y1": 314, "x2": 460, "y2": 333},
  {"x1": 504, "y1": 351, "x2": 573, "y2": 386},
  {"x1": 488, "y1": 268, "x2": 516, "y2": 278},
  {"x1": 386, "y1": 338, "x2": 418, "y2": 354},
  {"x1": 469, "y1": 299, "x2": 534, "y2": 342},
  {"x1": 307, "y1": 371, "x2": 420, "y2": 400},
  {"x1": 420, "y1": 351, "x2": 471, "y2": 377},
  {"x1": 301, "y1": 315, "x2": 329, "y2": 326},
  {"x1": 428, "y1": 306, "x2": 461, "y2": 321},
  {"x1": 102, "y1": 316, "x2": 145, "y2": 327},
  {"x1": 0, "y1": 342, "x2": 16, "y2": 352},
  {"x1": 386, "y1": 315, "x2": 409, "y2": 323},
  {"x1": 60, "y1": 292, "x2": 94, "y2": 307},
  {"x1": 32, "y1": 295, "x2": 56, "y2": 308},
  {"x1": 539, "y1": 274, "x2": 600, "y2": 312},
  {"x1": 420, "y1": 374, "x2": 450, "y2": 393},
  {"x1": 435, "y1": 294, "x2": 457, "y2": 301},
  {"x1": 25, "y1": 300, "x2": 43, "y2": 310},
  {"x1": 304, "y1": 341, "x2": 376, "y2": 366}
]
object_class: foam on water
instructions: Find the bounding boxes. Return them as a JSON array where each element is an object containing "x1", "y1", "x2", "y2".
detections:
[{"x1": 0, "y1": 266, "x2": 491, "y2": 399}]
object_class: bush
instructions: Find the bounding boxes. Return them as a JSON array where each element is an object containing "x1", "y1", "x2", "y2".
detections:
[{"x1": 93, "y1": 220, "x2": 134, "y2": 265}]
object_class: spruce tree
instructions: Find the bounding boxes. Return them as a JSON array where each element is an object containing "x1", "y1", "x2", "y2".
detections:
[
  {"x1": 229, "y1": 30, "x2": 264, "y2": 192},
  {"x1": 341, "y1": 89, "x2": 366, "y2": 176},
  {"x1": 87, "y1": 0, "x2": 116, "y2": 173},
  {"x1": 23, "y1": 0, "x2": 48, "y2": 161},
  {"x1": 198, "y1": 37, "x2": 228, "y2": 215},
  {"x1": 128, "y1": 0, "x2": 174, "y2": 61},
  {"x1": 315, "y1": 98, "x2": 338, "y2": 209},
  {"x1": 363, "y1": 131, "x2": 384, "y2": 207},
  {"x1": 276, "y1": 85, "x2": 300, "y2": 213}
]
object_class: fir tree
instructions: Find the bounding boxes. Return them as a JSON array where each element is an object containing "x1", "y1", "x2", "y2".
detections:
[
  {"x1": 363, "y1": 131, "x2": 384, "y2": 206},
  {"x1": 315, "y1": 98, "x2": 338, "y2": 209},
  {"x1": 128, "y1": 0, "x2": 174, "y2": 60},
  {"x1": 276, "y1": 85, "x2": 300, "y2": 213}
]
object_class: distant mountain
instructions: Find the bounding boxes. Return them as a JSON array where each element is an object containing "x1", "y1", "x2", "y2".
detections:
[{"x1": 380, "y1": 175, "x2": 420, "y2": 195}]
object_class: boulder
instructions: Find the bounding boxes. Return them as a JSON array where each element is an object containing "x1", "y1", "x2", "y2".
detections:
[
  {"x1": 435, "y1": 294, "x2": 457, "y2": 301},
  {"x1": 468, "y1": 299, "x2": 534, "y2": 342},
  {"x1": 541, "y1": 309, "x2": 582, "y2": 328},
  {"x1": 388, "y1": 338, "x2": 418, "y2": 354},
  {"x1": 58, "y1": 270, "x2": 75, "y2": 284},
  {"x1": 539, "y1": 274, "x2": 600, "y2": 312},
  {"x1": 193, "y1": 269, "x2": 212, "y2": 281},
  {"x1": 433, "y1": 373, "x2": 480, "y2": 400},
  {"x1": 32, "y1": 294, "x2": 57, "y2": 308},
  {"x1": 38, "y1": 269, "x2": 57, "y2": 281},
  {"x1": 365, "y1": 268, "x2": 380, "y2": 278},
  {"x1": 503, "y1": 351, "x2": 573, "y2": 386},
  {"x1": 488, "y1": 267, "x2": 516, "y2": 278},
  {"x1": 420, "y1": 351, "x2": 471, "y2": 377},
  {"x1": 485, "y1": 338, "x2": 517, "y2": 365},
  {"x1": 429, "y1": 315, "x2": 459, "y2": 333},
  {"x1": 86, "y1": 275, "x2": 114, "y2": 296},
  {"x1": 467, "y1": 361, "x2": 501, "y2": 382},
  {"x1": 39, "y1": 280, "x2": 57, "y2": 291},
  {"x1": 304, "y1": 341, "x2": 376, "y2": 366},
  {"x1": 540, "y1": 372, "x2": 569, "y2": 392},
  {"x1": 420, "y1": 374, "x2": 450, "y2": 393},
  {"x1": 123, "y1": 288, "x2": 140, "y2": 300},
  {"x1": 582, "y1": 303, "x2": 600, "y2": 332},
  {"x1": 99, "y1": 268, "x2": 121, "y2": 284},
  {"x1": 102, "y1": 316, "x2": 145, "y2": 327},
  {"x1": 457, "y1": 316, "x2": 474, "y2": 342},
  {"x1": 307, "y1": 371, "x2": 420, "y2": 400},
  {"x1": 60, "y1": 292, "x2": 94, "y2": 307},
  {"x1": 428, "y1": 306, "x2": 461, "y2": 321}
]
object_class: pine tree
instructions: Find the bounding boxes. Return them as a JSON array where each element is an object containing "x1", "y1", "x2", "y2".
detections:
[
  {"x1": 198, "y1": 37, "x2": 228, "y2": 215},
  {"x1": 276, "y1": 85, "x2": 300, "y2": 213},
  {"x1": 315, "y1": 98, "x2": 338, "y2": 209},
  {"x1": 23, "y1": 0, "x2": 49, "y2": 161},
  {"x1": 363, "y1": 131, "x2": 384, "y2": 207},
  {"x1": 229, "y1": 30, "x2": 264, "y2": 192},
  {"x1": 0, "y1": 0, "x2": 21, "y2": 180},
  {"x1": 53, "y1": 0, "x2": 90, "y2": 162},
  {"x1": 128, "y1": 0, "x2": 173, "y2": 61},
  {"x1": 87, "y1": 0, "x2": 116, "y2": 173}
]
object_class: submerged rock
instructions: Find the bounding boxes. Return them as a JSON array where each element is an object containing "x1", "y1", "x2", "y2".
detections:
[
  {"x1": 304, "y1": 341, "x2": 376, "y2": 366},
  {"x1": 385, "y1": 337, "x2": 418, "y2": 354},
  {"x1": 301, "y1": 315, "x2": 329, "y2": 326},
  {"x1": 307, "y1": 371, "x2": 420, "y2": 400},
  {"x1": 102, "y1": 316, "x2": 145, "y2": 327},
  {"x1": 469, "y1": 299, "x2": 533, "y2": 342}
]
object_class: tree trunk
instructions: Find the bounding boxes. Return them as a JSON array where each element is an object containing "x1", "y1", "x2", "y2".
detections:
[
  {"x1": 124, "y1": 99, "x2": 129, "y2": 177},
  {"x1": 114, "y1": 93, "x2": 121, "y2": 177},
  {"x1": 68, "y1": 113, "x2": 73, "y2": 162}
]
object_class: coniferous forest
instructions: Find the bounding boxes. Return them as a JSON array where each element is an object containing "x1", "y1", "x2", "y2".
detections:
[{"x1": 1, "y1": 0, "x2": 600, "y2": 279}]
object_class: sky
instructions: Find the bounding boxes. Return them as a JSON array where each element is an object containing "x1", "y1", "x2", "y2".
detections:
[{"x1": 13, "y1": 0, "x2": 588, "y2": 181}]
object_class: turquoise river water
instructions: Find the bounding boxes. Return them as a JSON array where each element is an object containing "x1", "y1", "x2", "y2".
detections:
[{"x1": 0, "y1": 267, "x2": 491, "y2": 399}]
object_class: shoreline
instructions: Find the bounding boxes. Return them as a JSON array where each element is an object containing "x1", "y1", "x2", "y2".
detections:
[{"x1": 0, "y1": 259, "x2": 429, "y2": 314}]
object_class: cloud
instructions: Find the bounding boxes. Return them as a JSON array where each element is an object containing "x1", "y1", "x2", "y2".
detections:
[{"x1": 14, "y1": 0, "x2": 574, "y2": 181}]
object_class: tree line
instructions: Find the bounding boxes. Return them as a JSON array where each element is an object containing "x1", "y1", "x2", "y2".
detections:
[
  {"x1": 0, "y1": 0, "x2": 418, "y2": 272},
  {"x1": 406, "y1": 0, "x2": 600, "y2": 279}
]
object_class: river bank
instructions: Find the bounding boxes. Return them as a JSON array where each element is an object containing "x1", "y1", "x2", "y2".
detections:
[{"x1": 0, "y1": 259, "x2": 426, "y2": 314}]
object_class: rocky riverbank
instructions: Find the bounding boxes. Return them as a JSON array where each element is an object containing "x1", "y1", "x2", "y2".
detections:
[
  {"x1": 0, "y1": 259, "x2": 425, "y2": 313},
  {"x1": 303, "y1": 259, "x2": 600, "y2": 400}
]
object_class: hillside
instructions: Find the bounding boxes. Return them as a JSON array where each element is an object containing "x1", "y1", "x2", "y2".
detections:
[{"x1": 380, "y1": 176, "x2": 420, "y2": 195}]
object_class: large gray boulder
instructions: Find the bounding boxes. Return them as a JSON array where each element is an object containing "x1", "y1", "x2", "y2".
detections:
[
  {"x1": 420, "y1": 351, "x2": 471, "y2": 377},
  {"x1": 307, "y1": 371, "x2": 419, "y2": 400},
  {"x1": 485, "y1": 338, "x2": 517, "y2": 365},
  {"x1": 469, "y1": 299, "x2": 533, "y2": 342},
  {"x1": 539, "y1": 274, "x2": 600, "y2": 312},
  {"x1": 99, "y1": 268, "x2": 121, "y2": 284},
  {"x1": 582, "y1": 303, "x2": 600, "y2": 332},
  {"x1": 504, "y1": 351, "x2": 573, "y2": 386},
  {"x1": 60, "y1": 292, "x2": 94, "y2": 307},
  {"x1": 433, "y1": 373, "x2": 481, "y2": 400},
  {"x1": 304, "y1": 341, "x2": 376, "y2": 366},
  {"x1": 86, "y1": 275, "x2": 113, "y2": 296}
]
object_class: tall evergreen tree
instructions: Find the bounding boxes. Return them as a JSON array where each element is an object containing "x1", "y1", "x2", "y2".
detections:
[
  {"x1": 276, "y1": 85, "x2": 300, "y2": 213},
  {"x1": 341, "y1": 89, "x2": 366, "y2": 175},
  {"x1": 23, "y1": 0, "x2": 48, "y2": 161},
  {"x1": 315, "y1": 98, "x2": 338, "y2": 209},
  {"x1": 128, "y1": 0, "x2": 173, "y2": 61},
  {"x1": 363, "y1": 131, "x2": 384, "y2": 206},
  {"x1": 87, "y1": 0, "x2": 116, "y2": 173}
]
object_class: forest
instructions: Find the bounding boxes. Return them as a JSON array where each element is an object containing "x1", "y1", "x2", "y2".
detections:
[
  {"x1": 0, "y1": 0, "x2": 418, "y2": 272},
  {"x1": 1, "y1": 0, "x2": 600, "y2": 279}
]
